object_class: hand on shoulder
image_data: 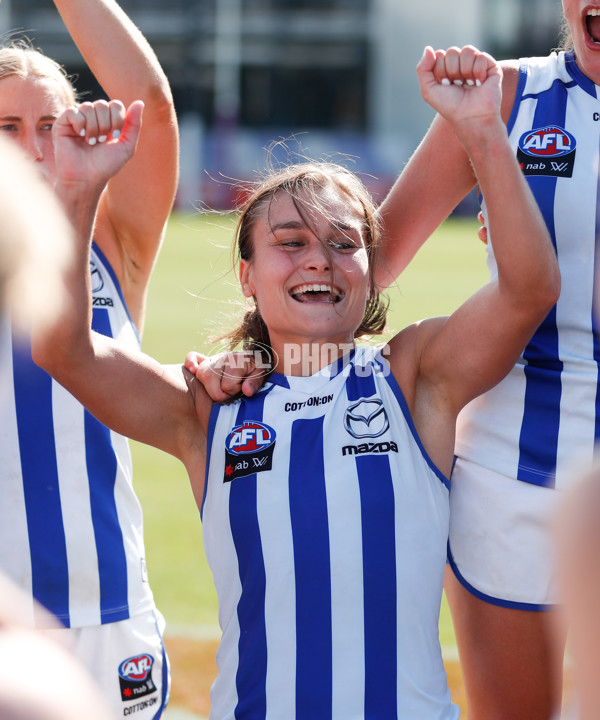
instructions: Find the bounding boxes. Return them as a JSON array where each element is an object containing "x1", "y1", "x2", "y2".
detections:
[{"x1": 184, "y1": 350, "x2": 267, "y2": 402}]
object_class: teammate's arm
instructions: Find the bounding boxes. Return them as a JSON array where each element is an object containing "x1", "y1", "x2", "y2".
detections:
[
  {"x1": 376, "y1": 56, "x2": 519, "y2": 288},
  {"x1": 33, "y1": 101, "x2": 209, "y2": 469},
  {"x1": 53, "y1": 0, "x2": 179, "y2": 331}
]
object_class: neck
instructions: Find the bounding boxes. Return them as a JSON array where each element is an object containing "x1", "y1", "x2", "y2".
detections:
[{"x1": 272, "y1": 339, "x2": 355, "y2": 376}]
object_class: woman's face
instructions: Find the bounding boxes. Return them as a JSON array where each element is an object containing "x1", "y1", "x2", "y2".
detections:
[
  {"x1": 239, "y1": 184, "x2": 371, "y2": 362},
  {"x1": 563, "y1": 1, "x2": 600, "y2": 82},
  {"x1": 0, "y1": 74, "x2": 69, "y2": 183}
]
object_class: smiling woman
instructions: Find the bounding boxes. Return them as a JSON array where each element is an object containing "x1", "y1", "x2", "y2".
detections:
[
  {"x1": 33, "y1": 45, "x2": 558, "y2": 720},
  {"x1": 227, "y1": 163, "x2": 386, "y2": 376}
]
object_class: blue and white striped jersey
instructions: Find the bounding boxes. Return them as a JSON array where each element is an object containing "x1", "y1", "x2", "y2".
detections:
[
  {"x1": 456, "y1": 51, "x2": 600, "y2": 490},
  {"x1": 202, "y1": 346, "x2": 458, "y2": 720},
  {"x1": 0, "y1": 244, "x2": 154, "y2": 628}
]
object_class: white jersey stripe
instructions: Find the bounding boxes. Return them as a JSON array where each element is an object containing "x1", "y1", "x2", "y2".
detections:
[
  {"x1": 53, "y1": 381, "x2": 101, "y2": 626},
  {"x1": 325, "y1": 443, "x2": 365, "y2": 720},
  {"x1": 256, "y1": 433, "x2": 296, "y2": 720},
  {"x1": 0, "y1": 332, "x2": 34, "y2": 623}
]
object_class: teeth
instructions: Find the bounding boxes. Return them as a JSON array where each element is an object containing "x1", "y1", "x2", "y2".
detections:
[
  {"x1": 291, "y1": 283, "x2": 333, "y2": 296},
  {"x1": 588, "y1": 7, "x2": 600, "y2": 15},
  {"x1": 290, "y1": 283, "x2": 343, "y2": 301}
]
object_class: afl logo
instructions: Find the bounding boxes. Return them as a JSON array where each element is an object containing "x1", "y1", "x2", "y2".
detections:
[
  {"x1": 224, "y1": 421, "x2": 276, "y2": 482},
  {"x1": 344, "y1": 399, "x2": 389, "y2": 439},
  {"x1": 518, "y1": 125, "x2": 575, "y2": 157},
  {"x1": 89, "y1": 259, "x2": 104, "y2": 293},
  {"x1": 118, "y1": 654, "x2": 154, "y2": 681},
  {"x1": 226, "y1": 421, "x2": 276, "y2": 455}
]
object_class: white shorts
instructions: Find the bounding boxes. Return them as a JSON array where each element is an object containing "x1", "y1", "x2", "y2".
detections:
[
  {"x1": 448, "y1": 457, "x2": 561, "y2": 609},
  {"x1": 44, "y1": 608, "x2": 170, "y2": 719}
]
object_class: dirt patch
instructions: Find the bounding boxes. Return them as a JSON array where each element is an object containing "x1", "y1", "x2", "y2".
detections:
[
  {"x1": 445, "y1": 658, "x2": 467, "y2": 715},
  {"x1": 166, "y1": 636, "x2": 468, "y2": 717},
  {"x1": 165, "y1": 636, "x2": 219, "y2": 718}
]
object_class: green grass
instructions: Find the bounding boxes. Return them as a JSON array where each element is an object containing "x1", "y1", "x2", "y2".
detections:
[{"x1": 133, "y1": 212, "x2": 488, "y2": 637}]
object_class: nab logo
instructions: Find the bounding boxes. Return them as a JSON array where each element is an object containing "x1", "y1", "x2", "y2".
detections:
[
  {"x1": 224, "y1": 421, "x2": 276, "y2": 482},
  {"x1": 119, "y1": 654, "x2": 154, "y2": 682},
  {"x1": 226, "y1": 421, "x2": 276, "y2": 455},
  {"x1": 517, "y1": 125, "x2": 576, "y2": 178}
]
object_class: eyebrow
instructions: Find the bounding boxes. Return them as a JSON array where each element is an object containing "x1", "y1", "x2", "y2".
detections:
[
  {"x1": 0, "y1": 115, "x2": 57, "y2": 122},
  {"x1": 269, "y1": 220, "x2": 306, "y2": 233},
  {"x1": 269, "y1": 219, "x2": 357, "y2": 234}
]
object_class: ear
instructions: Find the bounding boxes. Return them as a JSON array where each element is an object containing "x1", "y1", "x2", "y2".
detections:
[{"x1": 239, "y1": 259, "x2": 255, "y2": 298}]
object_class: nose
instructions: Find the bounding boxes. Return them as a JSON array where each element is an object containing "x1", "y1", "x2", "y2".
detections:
[
  {"x1": 304, "y1": 239, "x2": 330, "y2": 271},
  {"x1": 19, "y1": 129, "x2": 44, "y2": 162}
]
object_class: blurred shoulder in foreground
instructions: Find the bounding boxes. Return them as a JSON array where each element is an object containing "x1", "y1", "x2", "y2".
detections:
[
  {"x1": 0, "y1": 571, "x2": 112, "y2": 720},
  {"x1": 0, "y1": 134, "x2": 72, "y2": 337},
  {"x1": 555, "y1": 456, "x2": 600, "y2": 720}
]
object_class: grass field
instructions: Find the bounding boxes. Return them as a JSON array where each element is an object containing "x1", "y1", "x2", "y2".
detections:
[{"x1": 132, "y1": 212, "x2": 488, "y2": 716}]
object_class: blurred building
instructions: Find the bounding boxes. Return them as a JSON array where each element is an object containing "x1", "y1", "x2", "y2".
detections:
[{"x1": 0, "y1": 0, "x2": 563, "y2": 209}]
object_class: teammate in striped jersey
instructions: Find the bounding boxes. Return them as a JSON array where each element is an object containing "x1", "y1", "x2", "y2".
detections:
[
  {"x1": 34, "y1": 46, "x2": 558, "y2": 719},
  {"x1": 376, "y1": 5, "x2": 600, "y2": 718},
  {"x1": 0, "y1": 1, "x2": 178, "y2": 716}
]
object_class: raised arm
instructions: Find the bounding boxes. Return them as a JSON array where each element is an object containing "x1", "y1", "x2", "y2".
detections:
[
  {"x1": 376, "y1": 50, "x2": 519, "y2": 287},
  {"x1": 53, "y1": 0, "x2": 179, "y2": 329},
  {"x1": 388, "y1": 47, "x2": 559, "y2": 472},
  {"x1": 32, "y1": 101, "x2": 208, "y2": 489}
]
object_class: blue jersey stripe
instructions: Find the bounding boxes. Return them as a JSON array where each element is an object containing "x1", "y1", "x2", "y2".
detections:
[
  {"x1": 346, "y1": 358, "x2": 398, "y2": 716},
  {"x1": 88, "y1": 308, "x2": 129, "y2": 621},
  {"x1": 229, "y1": 395, "x2": 268, "y2": 720},
  {"x1": 517, "y1": 80, "x2": 566, "y2": 487},
  {"x1": 357, "y1": 454, "x2": 397, "y2": 717},
  {"x1": 345, "y1": 354, "x2": 376, "y2": 399},
  {"x1": 593, "y1": 134, "x2": 600, "y2": 442},
  {"x1": 564, "y1": 51, "x2": 597, "y2": 98},
  {"x1": 289, "y1": 416, "x2": 333, "y2": 719},
  {"x1": 13, "y1": 338, "x2": 70, "y2": 625}
]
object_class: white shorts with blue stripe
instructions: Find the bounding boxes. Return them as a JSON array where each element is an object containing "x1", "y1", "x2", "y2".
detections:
[{"x1": 448, "y1": 457, "x2": 560, "y2": 609}]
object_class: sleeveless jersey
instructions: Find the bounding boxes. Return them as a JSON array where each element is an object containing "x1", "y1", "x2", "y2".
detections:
[
  {"x1": 456, "y1": 51, "x2": 600, "y2": 490},
  {"x1": 0, "y1": 243, "x2": 154, "y2": 628},
  {"x1": 202, "y1": 346, "x2": 458, "y2": 720}
]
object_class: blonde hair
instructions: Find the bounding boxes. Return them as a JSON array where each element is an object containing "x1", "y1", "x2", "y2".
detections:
[
  {"x1": 223, "y1": 161, "x2": 388, "y2": 354},
  {"x1": 557, "y1": 12, "x2": 573, "y2": 52},
  {"x1": 0, "y1": 39, "x2": 77, "y2": 106}
]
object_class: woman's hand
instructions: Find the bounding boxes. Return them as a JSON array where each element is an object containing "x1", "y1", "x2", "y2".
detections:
[
  {"x1": 52, "y1": 99, "x2": 144, "y2": 196},
  {"x1": 185, "y1": 350, "x2": 267, "y2": 402},
  {"x1": 417, "y1": 45, "x2": 503, "y2": 138}
]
